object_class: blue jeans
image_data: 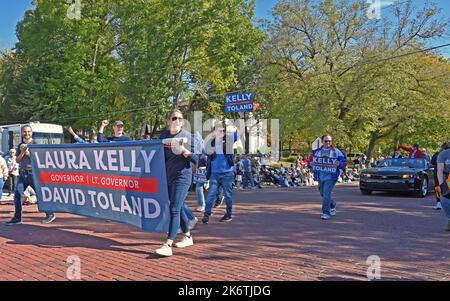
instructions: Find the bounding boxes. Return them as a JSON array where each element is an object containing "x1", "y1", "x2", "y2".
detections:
[
  {"x1": 215, "y1": 184, "x2": 223, "y2": 204},
  {"x1": 196, "y1": 182, "x2": 205, "y2": 208},
  {"x1": 183, "y1": 203, "x2": 195, "y2": 221},
  {"x1": 441, "y1": 196, "x2": 450, "y2": 220},
  {"x1": 167, "y1": 181, "x2": 191, "y2": 240},
  {"x1": 14, "y1": 172, "x2": 53, "y2": 220},
  {"x1": 205, "y1": 172, "x2": 234, "y2": 218},
  {"x1": 0, "y1": 178, "x2": 5, "y2": 201},
  {"x1": 318, "y1": 180, "x2": 337, "y2": 215},
  {"x1": 243, "y1": 171, "x2": 254, "y2": 188}
]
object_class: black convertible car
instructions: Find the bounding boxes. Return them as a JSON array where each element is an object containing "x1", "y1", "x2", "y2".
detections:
[{"x1": 359, "y1": 158, "x2": 434, "y2": 197}]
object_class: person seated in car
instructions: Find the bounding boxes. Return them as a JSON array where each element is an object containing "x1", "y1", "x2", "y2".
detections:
[{"x1": 398, "y1": 143, "x2": 425, "y2": 159}]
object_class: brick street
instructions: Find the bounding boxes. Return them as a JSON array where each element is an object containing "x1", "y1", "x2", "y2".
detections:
[{"x1": 0, "y1": 184, "x2": 448, "y2": 281}]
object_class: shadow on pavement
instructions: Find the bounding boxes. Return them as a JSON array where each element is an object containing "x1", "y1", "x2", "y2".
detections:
[{"x1": 0, "y1": 223, "x2": 153, "y2": 255}]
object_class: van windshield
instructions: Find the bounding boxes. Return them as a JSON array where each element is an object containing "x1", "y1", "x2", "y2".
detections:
[{"x1": 33, "y1": 133, "x2": 63, "y2": 144}]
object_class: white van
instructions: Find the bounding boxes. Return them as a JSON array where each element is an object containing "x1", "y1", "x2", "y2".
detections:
[{"x1": 0, "y1": 122, "x2": 64, "y2": 155}]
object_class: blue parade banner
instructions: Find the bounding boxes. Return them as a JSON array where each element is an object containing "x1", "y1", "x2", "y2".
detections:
[
  {"x1": 312, "y1": 157, "x2": 338, "y2": 174},
  {"x1": 225, "y1": 92, "x2": 255, "y2": 113},
  {"x1": 29, "y1": 140, "x2": 170, "y2": 232}
]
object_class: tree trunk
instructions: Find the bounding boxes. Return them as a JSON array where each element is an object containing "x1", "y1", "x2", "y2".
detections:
[
  {"x1": 244, "y1": 113, "x2": 250, "y2": 154},
  {"x1": 366, "y1": 132, "x2": 379, "y2": 162},
  {"x1": 150, "y1": 119, "x2": 160, "y2": 138}
]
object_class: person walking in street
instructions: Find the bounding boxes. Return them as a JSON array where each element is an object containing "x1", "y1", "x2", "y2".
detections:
[
  {"x1": 242, "y1": 155, "x2": 255, "y2": 189},
  {"x1": 194, "y1": 153, "x2": 208, "y2": 212},
  {"x1": 431, "y1": 142, "x2": 450, "y2": 210},
  {"x1": 435, "y1": 145, "x2": 450, "y2": 231},
  {"x1": 5, "y1": 125, "x2": 56, "y2": 225},
  {"x1": 307, "y1": 134, "x2": 347, "y2": 220},
  {"x1": 0, "y1": 152, "x2": 8, "y2": 202},
  {"x1": 6, "y1": 149, "x2": 19, "y2": 196},
  {"x1": 235, "y1": 157, "x2": 243, "y2": 190},
  {"x1": 153, "y1": 109, "x2": 198, "y2": 257},
  {"x1": 202, "y1": 123, "x2": 238, "y2": 224},
  {"x1": 253, "y1": 156, "x2": 262, "y2": 189}
]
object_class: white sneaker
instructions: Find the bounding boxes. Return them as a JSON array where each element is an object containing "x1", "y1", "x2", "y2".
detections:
[
  {"x1": 435, "y1": 202, "x2": 442, "y2": 210},
  {"x1": 321, "y1": 214, "x2": 331, "y2": 220},
  {"x1": 189, "y1": 217, "x2": 198, "y2": 231},
  {"x1": 330, "y1": 208, "x2": 337, "y2": 216},
  {"x1": 195, "y1": 206, "x2": 205, "y2": 212},
  {"x1": 175, "y1": 235, "x2": 193, "y2": 248},
  {"x1": 154, "y1": 244, "x2": 173, "y2": 257}
]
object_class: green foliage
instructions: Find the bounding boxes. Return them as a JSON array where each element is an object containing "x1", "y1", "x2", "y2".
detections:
[
  {"x1": 284, "y1": 156, "x2": 298, "y2": 163},
  {"x1": 1, "y1": 0, "x2": 449, "y2": 159},
  {"x1": 0, "y1": 0, "x2": 266, "y2": 134},
  {"x1": 254, "y1": 0, "x2": 450, "y2": 159}
]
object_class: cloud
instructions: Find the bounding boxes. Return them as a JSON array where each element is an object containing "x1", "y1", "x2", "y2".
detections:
[{"x1": 379, "y1": 0, "x2": 395, "y2": 8}]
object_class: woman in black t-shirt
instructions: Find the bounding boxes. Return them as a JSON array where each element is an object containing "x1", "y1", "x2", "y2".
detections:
[{"x1": 154, "y1": 109, "x2": 198, "y2": 257}]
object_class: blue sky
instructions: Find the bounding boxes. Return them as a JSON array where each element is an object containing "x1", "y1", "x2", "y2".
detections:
[{"x1": 0, "y1": 0, "x2": 449, "y2": 56}]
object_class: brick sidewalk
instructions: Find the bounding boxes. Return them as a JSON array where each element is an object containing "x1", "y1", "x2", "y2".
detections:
[{"x1": 0, "y1": 184, "x2": 449, "y2": 281}]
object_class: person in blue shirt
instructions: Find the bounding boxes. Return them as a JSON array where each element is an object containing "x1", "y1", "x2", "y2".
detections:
[
  {"x1": 68, "y1": 126, "x2": 98, "y2": 144},
  {"x1": 307, "y1": 134, "x2": 347, "y2": 220},
  {"x1": 242, "y1": 155, "x2": 255, "y2": 189},
  {"x1": 97, "y1": 120, "x2": 131, "y2": 142},
  {"x1": 153, "y1": 109, "x2": 198, "y2": 257},
  {"x1": 280, "y1": 164, "x2": 286, "y2": 175},
  {"x1": 194, "y1": 153, "x2": 208, "y2": 212},
  {"x1": 202, "y1": 123, "x2": 238, "y2": 224}
]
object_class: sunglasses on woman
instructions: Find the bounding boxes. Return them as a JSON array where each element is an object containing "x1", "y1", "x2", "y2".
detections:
[{"x1": 171, "y1": 116, "x2": 183, "y2": 122}]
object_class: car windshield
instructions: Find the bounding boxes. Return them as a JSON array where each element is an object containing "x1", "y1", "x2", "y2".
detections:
[{"x1": 377, "y1": 158, "x2": 426, "y2": 169}]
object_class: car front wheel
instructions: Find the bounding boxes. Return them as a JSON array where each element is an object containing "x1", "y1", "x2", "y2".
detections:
[
  {"x1": 361, "y1": 189, "x2": 372, "y2": 195},
  {"x1": 417, "y1": 177, "x2": 428, "y2": 198}
]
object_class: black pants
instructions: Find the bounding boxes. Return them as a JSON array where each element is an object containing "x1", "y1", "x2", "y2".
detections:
[{"x1": 434, "y1": 171, "x2": 440, "y2": 202}]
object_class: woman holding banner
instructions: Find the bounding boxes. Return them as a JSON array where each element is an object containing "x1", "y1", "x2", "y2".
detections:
[
  {"x1": 307, "y1": 134, "x2": 347, "y2": 220},
  {"x1": 154, "y1": 109, "x2": 199, "y2": 257}
]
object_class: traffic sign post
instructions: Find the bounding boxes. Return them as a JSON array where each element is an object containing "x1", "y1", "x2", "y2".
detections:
[{"x1": 312, "y1": 137, "x2": 322, "y2": 151}]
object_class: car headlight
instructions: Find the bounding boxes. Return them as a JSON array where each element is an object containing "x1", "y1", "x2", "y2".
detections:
[
  {"x1": 402, "y1": 174, "x2": 413, "y2": 179},
  {"x1": 363, "y1": 174, "x2": 371, "y2": 178}
]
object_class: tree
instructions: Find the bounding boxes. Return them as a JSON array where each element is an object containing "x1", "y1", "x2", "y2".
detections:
[
  {"x1": 117, "y1": 0, "x2": 266, "y2": 132},
  {"x1": 1, "y1": 0, "x2": 266, "y2": 138},
  {"x1": 255, "y1": 0, "x2": 449, "y2": 159}
]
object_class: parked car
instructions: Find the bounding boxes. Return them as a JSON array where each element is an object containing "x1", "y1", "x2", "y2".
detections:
[{"x1": 359, "y1": 158, "x2": 434, "y2": 198}]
